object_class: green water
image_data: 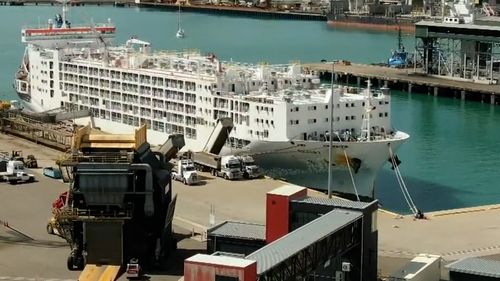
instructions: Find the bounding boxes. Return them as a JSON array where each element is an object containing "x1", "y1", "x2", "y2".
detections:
[{"x1": 1, "y1": 6, "x2": 499, "y2": 213}]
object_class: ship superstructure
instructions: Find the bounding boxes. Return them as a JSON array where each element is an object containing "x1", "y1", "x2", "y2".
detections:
[{"x1": 14, "y1": 5, "x2": 409, "y2": 199}]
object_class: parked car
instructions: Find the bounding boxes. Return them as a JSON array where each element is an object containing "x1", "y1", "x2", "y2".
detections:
[{"x1": 43, "y1": 167, "x2": 62, "y2": 179}]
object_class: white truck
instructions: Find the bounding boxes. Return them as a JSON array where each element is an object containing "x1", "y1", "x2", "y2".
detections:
[
  {"x1": 192, "y1": 152, "x2": 242, "y2": 180},
  {"x1": 171, "y1": 159, "x2": 200, "y2": 185},
  {"x1": 0, "y1": 160, "x2": 35, "y2": 185},
  {"x1": 238, "y1": 155, "x2": 262, "y2": 179}
]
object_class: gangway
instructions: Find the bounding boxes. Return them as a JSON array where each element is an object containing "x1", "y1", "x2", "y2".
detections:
[{"x1": 202, "y1": 118, "x2": 234, "y2": 155}]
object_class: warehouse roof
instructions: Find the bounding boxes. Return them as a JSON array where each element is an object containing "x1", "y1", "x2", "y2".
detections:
[
  {"x1": 292, "y1": 196, "x2": 375, "y2": 210},
  {"x1": 268, "y1": 184, "x2": 305, "y2": 196},
  {"x1": 246, "y1": 209, "x2": 361, "y2": 274},
  {"x1": 208, "y1": 221, "x2": 266, "y2": 241},
  {"x1": 446, "y1": 257, "x2": 500, "y2": 278},
  {"x1": 186, "y1": 253, "x2": 255, "y2": 268}
]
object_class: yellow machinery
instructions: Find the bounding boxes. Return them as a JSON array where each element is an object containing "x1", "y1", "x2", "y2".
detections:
[
  {"x1": 0, "y1": 101, "x2": 11, "y2": 111},
  {"x1": 48, "y1": 124, "x2": 181, "y2": 281}
]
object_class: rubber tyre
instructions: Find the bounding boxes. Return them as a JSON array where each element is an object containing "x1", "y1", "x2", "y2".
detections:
[
  {"x1": 76, "y1": 256, "x2": 85, "y2": 270},
  {"x1": 183, "y1": 178, "x2": 187, "y2": 185},
  {"x1": 9, "y1": 180, "x2": 17, "y2": 185},
  {"x1": 223, "y1": 174, "x2": 228, "y2": 180},
  {"x1": 28, "y1": 177, "x2": 34, "y2": 183},
  {"x1": 67, "y1": 255, "x2": 75, "y2": 271},
  {"x1": 46, "y1": 223, "x2": 54, "y2": 235}
]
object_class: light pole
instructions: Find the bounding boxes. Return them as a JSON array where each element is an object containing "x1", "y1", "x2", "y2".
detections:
[{"x1": 328, "y1": 61, "x2": 335, "y2": 199}]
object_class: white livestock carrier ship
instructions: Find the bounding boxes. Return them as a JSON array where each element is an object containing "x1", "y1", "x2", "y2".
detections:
[{"x1": 14, "y1": 2, "x2": 409, "y2": 199}]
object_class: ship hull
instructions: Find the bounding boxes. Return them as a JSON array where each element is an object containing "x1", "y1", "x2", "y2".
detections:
[
  {"x1": 327, "y1": 14, "x2": 419, "y2": 32},
  {"x1": 223, "y1": 132, "x2": 409, "y2": 198}
]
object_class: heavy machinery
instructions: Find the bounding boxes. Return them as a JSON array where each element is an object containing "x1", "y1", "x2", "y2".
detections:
[
  {"x1": 191, "y1": 117, "x2": 242, "y2": 180},
  {"x1": 0, "y1": 160, "x2": 35, "y2": 184},
  {"x1": 171, "y1": 159, "x2": 199, "y2": 185},
  {"x1": 192, "y1": 152, "x2": 242, "y2": 180},
  {"x1": 237, "y1": 155, "x2": 261, "y2": 179},
  {"x1": 50, "y1": 125, "x2": 183, "y2": 280},
  {"x1": 3, "y1": 150, "x2": 38, "y2": 168},
  {"x1": 24, "y1": 154, "x2": 38, "y2": 168}
]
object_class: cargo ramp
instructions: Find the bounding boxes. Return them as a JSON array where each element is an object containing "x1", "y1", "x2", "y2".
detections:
[
  {"x1": 78, "y1": 264, "x2": 121, "y2": 281},
  {"x1": 202, "y1": 118, "x2": 233, "y2": 155}
]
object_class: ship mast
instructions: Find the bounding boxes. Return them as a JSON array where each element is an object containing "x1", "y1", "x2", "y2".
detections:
[
  {"x1": 361, "y1": 80, "x2": 372, "y2": 142},
  {"x1": 327, "y1": 62, "x2": 334, "y2": 199},
  {"x1": 59, "y1": 0, "x2": 70, "y2": 28}
]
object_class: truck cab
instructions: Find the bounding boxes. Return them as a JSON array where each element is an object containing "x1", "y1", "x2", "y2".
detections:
[
  {"x1": 1, "y1": 160, "x2": 35, "y2": 184},
  {"x1": 220, "y1": 156, "x2": 242, "y2": 180},
  {"x1": 172, "y1": 159, "x2": 200, "y2": 185},
  {"x1": 238, "y1": 155, "x2": 261, "y2": 179}
]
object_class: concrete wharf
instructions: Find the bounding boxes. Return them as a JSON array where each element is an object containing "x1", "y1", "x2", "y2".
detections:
[
  {"x1": 1, "y1": 132, "x2": 500, "y2": 280},
  {"x1": 304, "y1": 62, "x2": 500, "y2": 104}
]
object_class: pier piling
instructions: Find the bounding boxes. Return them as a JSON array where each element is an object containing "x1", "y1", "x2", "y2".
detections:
[
  {"x1": 461, "y1": 90, "x2": 466, "y2": 100},
  {"x1": 433, "y1": 87, "x2": 439, "y2": 97}
]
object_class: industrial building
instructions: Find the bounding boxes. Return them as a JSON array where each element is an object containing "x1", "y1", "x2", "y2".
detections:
[
  {"x1": 388, "y1": 254, "x2": 441, "y2": 281},
  {"x1": 188, "y1": 185, "x2": 378, "y2": 281},
  {"x1": 415, "y1": 7, "x2": 500, "y2": 86},
  {"x1": 446, "y1": 257, "x2": 500, "y2": 281}
]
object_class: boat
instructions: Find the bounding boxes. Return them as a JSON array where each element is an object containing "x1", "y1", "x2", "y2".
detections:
[
  {"x1": 13, "y1": 2, "x2": 409, "y2": 199},
  {"x1": 387, "y1": 27, "x2": 408, "y2": 68},
  {"x1": 176, "y1": 2, "x2": 185, "y2": 38},
  {"x1": 327, "y1": 13, "x2": 421, "y2": 32}
]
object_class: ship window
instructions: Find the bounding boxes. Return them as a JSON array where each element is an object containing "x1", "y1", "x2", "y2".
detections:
[
  {"x1": 345, "y1": 116, "x2": 349, "y2": 120},
  {"x1": 295, "y1": 120, "x2": 299, "y2": 124},
  {"x1": 271, "y1": 120, "x2": 274, "y2": 125},
  {"x1": 336, "y1": 117, "x2": 340, "y2": 121},
  {"x1": 379, "y1": 113, "x2": 383, "y2": 117},
  {"x1": 325, "y1": 118, "x2": 328, "y2": 122},
  {"x1": 385, "y1": 112, "x2": 388, "y2": 117},
  {"x1": 351, "y1": 103, "x2": 355, "y2": 107},
  {"x1": 351, "y1": 116, "x2": 356, "y2": 120},
  {"x1": 362, "y1": 102, "x2": 365, "y2": 106},
  {"x1": 346, "y1": 104, "x2": 349, "y2": 108},
  {"x1": 325, "y1": 105, "x2": 328, "y2": 109}
]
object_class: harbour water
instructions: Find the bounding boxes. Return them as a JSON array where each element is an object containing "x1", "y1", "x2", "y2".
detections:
[{"x1": 1, "y1": 6, "x2": 499, "y2": 213}]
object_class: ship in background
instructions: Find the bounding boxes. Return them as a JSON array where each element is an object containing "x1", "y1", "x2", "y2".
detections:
[
  {"x1": 327, "y1": 0, "x2": 419, "y2": 31},
  {"x1": 14, "y1": 1, "x2": 409, "y2": 200}
]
